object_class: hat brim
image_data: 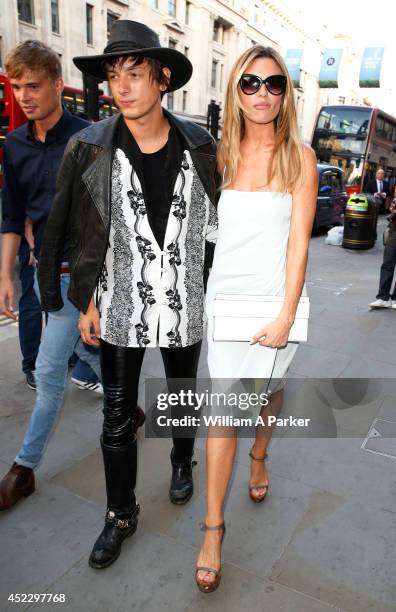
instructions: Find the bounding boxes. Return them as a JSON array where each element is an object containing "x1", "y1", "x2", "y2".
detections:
[{"x1": 73, "y1": 47, "x2": 192, "y2": 92}]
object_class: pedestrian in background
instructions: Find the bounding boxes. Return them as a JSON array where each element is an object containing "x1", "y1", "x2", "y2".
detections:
[
  {"x1": 370, "y1": 198, "x2": 396, "y2": 309},
  {"x1": 365, "y1": 167, "x2": 390, "y2": 212}
]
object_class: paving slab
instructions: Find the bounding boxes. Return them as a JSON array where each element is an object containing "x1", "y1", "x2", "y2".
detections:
[
  {"x1": 290, "y1": 346, "x2": 352, "y2": 378},
  {"x1": 0, "y1": 482, "x2": 102, "y2": 612},
  {"x1": 49, "y1": 436, "x2": 208, "y2": 534},
  {"x1": 268, "y1": 436, "x2": 396, "y2": 513},
  {"x1": 276, "y1": 378, "x2": 388, "y2": 438},
  {"x1": 270, "y1": 493, "x2": 396, "y2": 612}
]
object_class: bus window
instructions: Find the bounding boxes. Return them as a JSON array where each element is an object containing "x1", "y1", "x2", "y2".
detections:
[
  {"x1": 375, "y1": 116, "x2": 384, "y2": 137},
  {"x1": 62, "y1": 91, "x2": 77, "y2": 114},
  {"x1": 99, "y1": 97, "x2": 118, "y2": 119},
  {"x1": 383, "y1": 120, "x2": 392, "y2": 141},
  {"x1": 0, "y1": 84, "x2": 5, "y2": 114},
  {"x1": 99, "y1": 101, "x2": 112, "y2": 119},
  {"x1": 75, "y1": 96, "x2": 85, "y2": 115},
  {"x1": 313, "y1": 108, "x2": 372, "y2": 159}
]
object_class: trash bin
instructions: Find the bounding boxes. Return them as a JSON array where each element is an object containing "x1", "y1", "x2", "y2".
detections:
[{"x1": 342, "y1": 194, "x2": 378, "y2": 250}]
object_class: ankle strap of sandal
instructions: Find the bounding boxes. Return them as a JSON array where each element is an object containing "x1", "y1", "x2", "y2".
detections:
[
  {"x1": 249, "y1": 448, "x2": 268, "y2": 462},
  {"x1": 199, "y1": 521, "x2": 225, "y2": 532}
]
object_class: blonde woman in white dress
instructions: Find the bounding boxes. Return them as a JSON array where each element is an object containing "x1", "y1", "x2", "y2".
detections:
[{"x1": 195, "y1": 46, "x2": 318, "y2": 592}]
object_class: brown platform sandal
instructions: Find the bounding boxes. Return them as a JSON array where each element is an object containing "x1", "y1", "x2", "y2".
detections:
[
  {"x1": 195, "y1": 521, "x2": 226, "y2": 593},
  {"x1": 248, "y1": 447, "x2": 269, "y2": 503}
]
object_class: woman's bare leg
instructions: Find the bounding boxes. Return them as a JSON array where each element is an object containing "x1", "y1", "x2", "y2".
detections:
[
  {"x1": 249, "y1": 388, "x2": 284, "y2": 499},
  {"x1": 196, "y1": 426, "x2": 237, "y2": 585}
]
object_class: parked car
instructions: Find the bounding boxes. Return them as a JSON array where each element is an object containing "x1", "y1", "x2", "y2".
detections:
[{"x1": 313, "y1": 164, "x2": 348, "y2": 231}]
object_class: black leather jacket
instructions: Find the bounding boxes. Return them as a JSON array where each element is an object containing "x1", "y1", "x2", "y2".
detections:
[{"x1": 38, "y1": 109, "x2": 219, "y2": 313}]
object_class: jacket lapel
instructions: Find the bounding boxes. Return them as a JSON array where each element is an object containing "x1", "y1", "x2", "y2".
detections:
[
  {"x1": 81, "y1": 149, "x2": 113, "y2": 228},
  {"x1": 78, "y1": 114, "x2": 121, "y2": 229}
]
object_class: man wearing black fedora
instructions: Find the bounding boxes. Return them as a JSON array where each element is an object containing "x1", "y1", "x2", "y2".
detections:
[{"x1": 38, "y1": 20, "x2": 219, "y2": 569}]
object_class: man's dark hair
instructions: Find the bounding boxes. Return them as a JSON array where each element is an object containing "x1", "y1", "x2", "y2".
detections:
[{"x1": 104, "y1": 55, "x2": 170, "y2": 99}]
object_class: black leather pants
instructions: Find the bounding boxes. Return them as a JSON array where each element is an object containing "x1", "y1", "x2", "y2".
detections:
[{"x1": 100, "y1": 339, "x2": 202, "y2": 461}]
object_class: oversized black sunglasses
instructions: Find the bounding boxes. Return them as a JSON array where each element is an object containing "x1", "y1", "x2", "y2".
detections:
[{"x1": 239, "y1": 73, "x2": 287, "y2": 96}]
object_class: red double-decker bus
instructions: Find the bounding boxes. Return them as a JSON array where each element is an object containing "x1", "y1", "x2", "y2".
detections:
[
  {"x1": 0, "y1": 73, "x2": 118, "y2": 187},
  {"x1": 0, "y1": 74, "x2": 27, "y2": 185},
  {"x1": 311, "y1": 105, "x2": 396, "y2": 196}
]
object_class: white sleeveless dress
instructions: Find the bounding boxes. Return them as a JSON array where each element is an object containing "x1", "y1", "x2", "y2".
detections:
[{"x1": 205, "y1": 189, "x2": 307, "y2": 391}]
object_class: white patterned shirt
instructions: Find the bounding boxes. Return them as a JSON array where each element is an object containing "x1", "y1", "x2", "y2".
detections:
[{"x1": 96, "y1": 147, "x2": 218, "y2": 348}]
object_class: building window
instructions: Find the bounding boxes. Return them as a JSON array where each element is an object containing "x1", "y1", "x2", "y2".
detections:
[
  {"x1": 51, "y1": 0, "x2": 60, "y2": 33},
  {"x1": 211, "y1": 59, "x2": 218, "y2": 88},
  {"x1": 184, "y1": 46, "x2": 189, "y2": 58},
  {"x1": 182, "y1": 90, "x2": 187, "y2": 112},
  {"x1": 107, "y1": 11, "x2": 118, "y2": 38},
  {"x1": 167, "y1": 91, "x2": 174, "y2": 110},
  {"x1": 151, "y1": 0, "x2": 158, "y2": 8},
  {"x1": 220, "y1": 64, "x2": 223, "y2": 92},
  {"x1": 18, "y1": 0, "x2": 35, "y2": 24},
  {"x1": 213, "y1": 20, "x2": 220, "y2": 42},
  {"x1": 169, "y1": 38, "x2": 177, "y2": 50},
  {"x1": 185, "y1": 1, "x2": 191, "y2": 24},
  {"x1": 86, "y1": 4, "x2": 93, "y2": 44},
  {"x1": 168, "y1": 0, "x2": 176, "y2": 17},
  {"x1": 57, "y1": 52, "x2": 63, "y2": 78}
]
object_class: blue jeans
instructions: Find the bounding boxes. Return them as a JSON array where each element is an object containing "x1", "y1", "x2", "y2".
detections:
[
  {"x1": 71, "y1": 350, "x2": 100, "y2": 384},
  {"x1": 18, "y1": 241, "x2": 42, "y2": 373},
  {"x1": 16, "y1": 273, "x2": 102, "y2": 469}
]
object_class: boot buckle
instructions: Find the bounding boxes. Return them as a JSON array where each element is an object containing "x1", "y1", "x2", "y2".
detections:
[
  {"x1": 105, "y1": 503, "x2": 140, "y2": 529},
  {"x1": 105, "y1": 510, "x2": 130, "y2": 529}
]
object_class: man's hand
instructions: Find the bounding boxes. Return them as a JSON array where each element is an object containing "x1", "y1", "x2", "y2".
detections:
[
  {"x1": 0, "y1": 232, "x2": 21, "y2": 319},
  {"x1": 79, "y1": 300, "x2": 101, "y2": 346},
  {"x1": 0, "y1": 277, "x2": 17, "y2": 320}
]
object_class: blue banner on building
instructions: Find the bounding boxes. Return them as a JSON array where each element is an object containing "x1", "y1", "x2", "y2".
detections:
[
  {"x1": 319, "y1": 49, "x2": 343, "y2": 88},
  {"x1": 285, "y1": 49, "x2": 304, "y2": 87},
  {"x1": 359, "y1": 47, "x2": 384, "y2": 87}
]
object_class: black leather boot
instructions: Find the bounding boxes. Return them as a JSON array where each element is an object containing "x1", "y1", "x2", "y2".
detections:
[
  {"x1": 89, "y1": 436, "x2": 139, "y2": 569},
  {"x1": 169, "y1": 447, "x2": 197, "y2": 505}
]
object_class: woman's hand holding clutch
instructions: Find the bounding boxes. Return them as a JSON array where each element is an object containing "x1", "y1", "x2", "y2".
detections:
[{"x1": 250, "y1": 316, "x2": 293, "y2": 348}]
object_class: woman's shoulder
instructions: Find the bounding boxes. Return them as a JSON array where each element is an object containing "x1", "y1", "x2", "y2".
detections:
[
  {"x1": 301, "y1": 142, "x2": 316, "y2": 162},
  {"x1": 290, "y1": 143, "x2": 318, "y2": 194},
  {"x1": 301, "y1": 143, "x2": 317, "y2": 165},
  {"x1": 300, "y1": 144, "x2": 317, "y2": 180}
]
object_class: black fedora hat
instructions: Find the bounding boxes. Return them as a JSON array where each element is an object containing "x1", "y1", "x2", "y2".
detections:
[{"x1": 73, "y1": 20, "x2": 192, "y2": 92}]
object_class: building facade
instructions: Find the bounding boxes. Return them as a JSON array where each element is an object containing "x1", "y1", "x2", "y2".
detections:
[{"x1": 1, "y1": 0, "x2": 392, "y2": 143}]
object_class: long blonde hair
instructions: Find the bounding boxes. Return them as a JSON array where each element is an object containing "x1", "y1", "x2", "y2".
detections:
[{"x1": 219, "y1": 45, "x2": 304, "y2": 193}]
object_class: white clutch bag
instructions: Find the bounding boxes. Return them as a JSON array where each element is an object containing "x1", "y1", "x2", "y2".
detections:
[{"x1": 212, "y1": 294, "x2": 310, "y2": 343}]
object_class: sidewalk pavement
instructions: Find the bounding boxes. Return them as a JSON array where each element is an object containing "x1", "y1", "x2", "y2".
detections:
[{"x1": 0, "y1": 218, "x2": 395, "y2": 612}]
